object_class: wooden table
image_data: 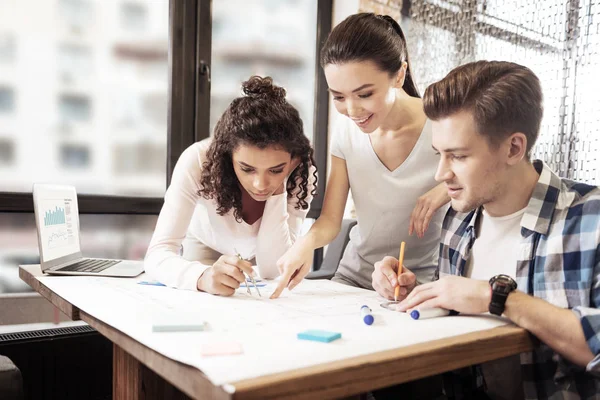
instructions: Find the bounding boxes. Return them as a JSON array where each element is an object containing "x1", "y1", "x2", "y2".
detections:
[{"x1": 20, "y1": 265, "x2": 534, "y2": 400}]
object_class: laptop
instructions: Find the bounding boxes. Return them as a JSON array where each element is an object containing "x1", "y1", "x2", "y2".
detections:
[{"x1": 33, "y1": 184, "x2": 144, "y2": 277}]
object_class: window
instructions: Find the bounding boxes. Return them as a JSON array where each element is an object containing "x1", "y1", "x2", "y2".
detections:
[
  {"x1": 210, "y1": 0, "x2": 318, "y2": 141},
  {"x1": 570, "y1": 0, "x2": 600, "y2": 183},
  {"x1": 142, "y1": 93, "x2": 168, "y2": 128},
  {"x1": 0, "y1": 34, "x2": 16, "y2": 63},
  {"x1": 121, "y1": 2, "x2": 148, "y2": 31},
  {"x1": 3, "y1": 0, "x2": 169, "y2": 196},
  {"x1": 0, "y1": 213, "x2": 157, "y2": 296},
  {"x1": 60, "y1": 144, "x2": 90, "y2": 168},
  {"x1": 0, "y1": 139, "x2": 15, "y2": 164},
  {"x1": 58, "y1": 44, "x2": 93, "y2": 83},
  {"x1": 113, "y1": 143, "x2": 165, "y2": 175},
  {"x1": 0, "y1": 87, "x2": 15, "y2": 113},
  {"x1": 475, "y1": 33, "x2": 564, "y2": 174},
  {"x1": 0, "y1": 0, "x2": 331, "y2": 302},
  {"x1": 366, "y1": 0, "x2": 599, "y2": 184},
  {"x1": 59, "y1": 94, "x2": 92, "y2": 122},
  {"x1": 59, "y1": 0, "x2": 93, "y2": 32},
  {"x1": 401, "y1": 18, "x2": 457, "y2": 90}
]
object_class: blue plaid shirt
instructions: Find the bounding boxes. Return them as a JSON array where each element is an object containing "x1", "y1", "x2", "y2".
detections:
[{"x1": 437, "y1": 160, "x2": 600, "y2": 399}]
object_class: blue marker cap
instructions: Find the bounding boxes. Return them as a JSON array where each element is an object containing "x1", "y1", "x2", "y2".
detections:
[
  {"x1": 361, "y1": 305, "x2": 374, "y2": 325},
  {"x1": 410, "y1": 308, "x2": 452, "y2": 320}
]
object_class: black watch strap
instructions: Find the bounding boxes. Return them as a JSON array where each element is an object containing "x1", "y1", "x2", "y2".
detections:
[
  {"x1": 488, "y1": 274, "x2": 517, "y2": 316},
  {"x1": 489, "y1": 291, "x2": 509, "y2": 316}
]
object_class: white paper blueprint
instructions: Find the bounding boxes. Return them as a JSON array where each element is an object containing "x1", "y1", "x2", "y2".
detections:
[{"x1": 38, "y1": 273, "x2": 511, "y2": 386}]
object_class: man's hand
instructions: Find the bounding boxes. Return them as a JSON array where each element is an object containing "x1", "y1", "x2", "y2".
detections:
[
  {"x1": 372, "y1": 256, "x2": 417, "y2": 300},
  {"x1": 409, "y1": 183, "x2": 450, "y2": 238},
  {"x1": 397, "y1": 275, "x2": 491, "y2": 314},
  {"x1": 196, "y1": 255, "x2": 254, "y2": 296}
]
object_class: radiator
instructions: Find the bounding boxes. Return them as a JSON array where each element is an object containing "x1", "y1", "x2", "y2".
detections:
[{"x1": 0, "y1": 325, "x2": 111, "y2": 400}]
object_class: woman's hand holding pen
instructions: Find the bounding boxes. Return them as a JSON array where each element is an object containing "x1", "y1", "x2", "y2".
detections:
[
  {"x1": 270, "y1": 237, "x2": 313, "y2": 299},
  {"x1": 409, "y1": 183, "x2": 450, "y2": 238},
  {"x1": 372, "y1": 256, "x2": 417, "y2": 301},
  {"x1": 196, "y1": 255, "x2": 254, "y2": 296}
]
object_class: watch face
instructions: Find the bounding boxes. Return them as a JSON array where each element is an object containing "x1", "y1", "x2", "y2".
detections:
[{"x1": 490, "y1": 274, "x2": 517, "y2": 293}]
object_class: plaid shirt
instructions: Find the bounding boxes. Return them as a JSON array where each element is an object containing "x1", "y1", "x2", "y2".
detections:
[{"x1": 437, "y1": 160, "x2": 600, "y2": 400}]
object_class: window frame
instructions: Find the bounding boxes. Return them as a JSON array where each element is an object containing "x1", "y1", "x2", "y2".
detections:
[{"x1": 0, "y1": 0, "x2": 332, "y2": 221}]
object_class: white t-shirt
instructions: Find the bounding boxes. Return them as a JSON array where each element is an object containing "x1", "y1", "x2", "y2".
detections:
[
  {"x1": 330, "y1": 116, "x2": 447, "y2": 289},
  {"x1": 464, "y1": 207, "x2": 525, "y2": 281},
  {"x1": 465, "y1": 207, "x2": 526, "y2": 400},
  {"x1": 144, "y1": 139, "x2": 316, "y2": 290}
]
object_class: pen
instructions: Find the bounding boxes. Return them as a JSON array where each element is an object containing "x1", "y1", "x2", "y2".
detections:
[
  {"x1": 236, "y1": 252, "x2": 252, "y2": 295},
  {"x1": 138, "y1": 281, "x2": 166, "y2": 287},
  {"x1": 394, "y1": 241, "x2": 406, "y2": 302},
  {"x1": 235, "y1": 250, "x2": 261, "y2": 297},
  {"x1": 360, "y1": 305, "x2": 374, "y2": 325},
  {"x1": 410, "y1": 308, "x2": 453, "y2": 320}
]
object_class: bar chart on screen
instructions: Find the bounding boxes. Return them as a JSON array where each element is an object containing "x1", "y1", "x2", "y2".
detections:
[{"x1": 42, "y1": 198, "x2": 75, "y2": 250}]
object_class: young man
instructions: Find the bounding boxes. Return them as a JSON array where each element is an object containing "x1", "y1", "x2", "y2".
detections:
[{"x1": 372, "y1": 61, "x2": 600, "y2": 399}]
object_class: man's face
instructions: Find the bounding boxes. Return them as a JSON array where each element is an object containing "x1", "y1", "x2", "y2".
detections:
[{"x1": 432, "y1": 111, "x2": 507, "y2": 213}]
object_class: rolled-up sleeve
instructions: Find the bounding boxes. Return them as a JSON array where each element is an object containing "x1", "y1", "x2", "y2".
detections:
[
  {"x1": 573, "y1": 306, "x2": 600, "y2": 375},
  {"x1": 573, "y1": 242, "x2": 600, "y2": 375}
]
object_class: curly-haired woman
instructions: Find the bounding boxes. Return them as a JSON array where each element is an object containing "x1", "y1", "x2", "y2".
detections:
[{"x1": 144, "y1": 76, "x2": 317, "y2": 296}]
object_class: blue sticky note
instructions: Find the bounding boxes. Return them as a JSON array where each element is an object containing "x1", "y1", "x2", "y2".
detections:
[{"x1": 297, "y1": 330, "x2": 341, "y2": 343}]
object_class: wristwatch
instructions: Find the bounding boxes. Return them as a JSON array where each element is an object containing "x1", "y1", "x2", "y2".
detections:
[{"x1": 488, "y1": 274, "x2": 517, "y2": 316}]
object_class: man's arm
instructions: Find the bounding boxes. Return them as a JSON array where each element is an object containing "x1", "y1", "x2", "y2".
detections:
[
  {"x1": 399, "y1": 277, "x2": 597, "y2": 369},
  {"x1": 505, "y1": 291, "x2": 595, "y2": 368}
]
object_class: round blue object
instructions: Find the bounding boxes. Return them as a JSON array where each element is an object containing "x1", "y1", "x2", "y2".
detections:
[{"x1": 360, "y1": 305, "x2": 374, "y2": 325}]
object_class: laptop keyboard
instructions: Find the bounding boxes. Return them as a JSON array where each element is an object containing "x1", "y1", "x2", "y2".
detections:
[{"x1": 57, "y1": 259, "x2": 121, "y2": 273}]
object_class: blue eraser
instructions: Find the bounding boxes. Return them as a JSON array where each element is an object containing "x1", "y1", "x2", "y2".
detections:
[
  {"x1": 410, "y1": 310, "x2": 420, "y2": 320},
  {"x1": 363, "y1": 314, "x2": 375, "y2": 325},
  {"x1": 297, "y1": 330, "x2": 342, "y2": 343}
]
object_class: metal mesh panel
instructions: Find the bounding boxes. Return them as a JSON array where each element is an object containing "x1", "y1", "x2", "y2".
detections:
[{"x1": 360, "y1": 0, "x2": 600, "y2": 184}]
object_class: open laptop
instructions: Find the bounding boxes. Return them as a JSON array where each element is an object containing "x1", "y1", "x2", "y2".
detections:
[{"x1": 33, "y1": 184, "x2": 144, "y2": 277}]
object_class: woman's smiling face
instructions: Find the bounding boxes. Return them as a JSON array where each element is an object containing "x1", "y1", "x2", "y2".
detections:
[{"x1": 324, "y1": 60, "x2": 402, "y2": 133}]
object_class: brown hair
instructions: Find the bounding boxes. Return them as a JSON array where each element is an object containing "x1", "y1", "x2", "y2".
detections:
[
  {"x1": 198, "y1": 76, "x2": 317, "y2": 222},
  {"x1": 423, "y1": 61, "x2": 543, "y2": 158},
  {"x1": 320, "y1": 13, "x2": 420, "y2": 98}
]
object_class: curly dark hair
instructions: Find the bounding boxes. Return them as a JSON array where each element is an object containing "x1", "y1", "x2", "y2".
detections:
[{"x1": 198, "y1": 76, "x2": 318, "y2": 222}]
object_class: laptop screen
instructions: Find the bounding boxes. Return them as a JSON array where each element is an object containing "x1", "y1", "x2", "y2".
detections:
[{"x1": 33, "y1": 185, "x2": 81, "y2": 262}]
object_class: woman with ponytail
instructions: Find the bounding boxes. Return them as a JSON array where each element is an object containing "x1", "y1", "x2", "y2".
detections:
[
  {"x1": 273, "y1": 13, "x2": 449, "y2": 300},
  {"x1": 145, "y1": 76, "x2": 317, "y2": 296}
]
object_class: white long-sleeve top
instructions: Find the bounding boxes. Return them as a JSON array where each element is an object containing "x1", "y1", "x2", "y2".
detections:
[{"x1": 144, "y1": 139, "x2": 316, "y2": 290}]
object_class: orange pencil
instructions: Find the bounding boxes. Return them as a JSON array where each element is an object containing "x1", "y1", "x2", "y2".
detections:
[{"x1": 394, "y1": 241, "x2": 406, "y2": 301}]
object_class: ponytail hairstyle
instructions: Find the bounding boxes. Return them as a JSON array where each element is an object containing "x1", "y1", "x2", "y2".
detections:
[
  {"x1": 198, "y1": 76, "x2": 318, "y2": 222},
  {"x1": 320, "y1": 13, "x2": 420, "y2": 98}
]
